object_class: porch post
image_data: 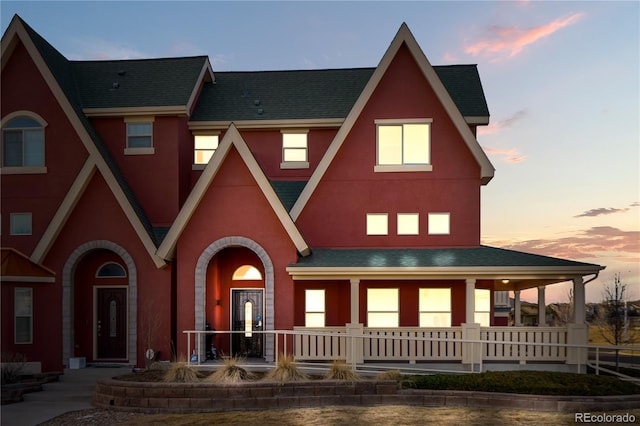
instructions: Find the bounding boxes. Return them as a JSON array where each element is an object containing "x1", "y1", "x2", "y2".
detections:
[
  {"x1": 572, "y1": 276, "x2": 585, "y2": 324},
  {"x1": 537, "y1": 285, "x2": 546, "y2": 326},
  {"x1": 514, "y1": 290, "x2": 522, "y2": 326},
  {"x1": 465, "y1": 278, "x2": 476, "y2": 324},
  {"x1": 349, "y1": 279, "x2": 360, "y2": 324}
]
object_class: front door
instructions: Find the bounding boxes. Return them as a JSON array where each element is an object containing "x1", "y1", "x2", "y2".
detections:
[
  {"x1": 96, "y1": 287, "x2": 127, "y2": 359},
  {"x1": 231, "y1": 289, "x2": 264, "y2": 358}
]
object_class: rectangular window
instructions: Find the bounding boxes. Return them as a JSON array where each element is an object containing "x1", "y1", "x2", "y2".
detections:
[
  {"x1": 375, "y1": 119, "x2": 431, "y2": 172},
  {"x1": 194, "y1": 135, "x2": 219, "y2": 165},
  {"x1": 475, "y1": 289, "x2": 491, "y2": 326},
  {"x1": 10, "y1": 213, "x2": 32, "y2": 235},
  {"x1": 126, "y1": 122, "x2": 153, "y2": 148},
  {"x1": 366, "y1": 213, "x2": 388, "y2": 235},
  {"x1": 15, "y1": 288, "x2": 33, "y2": 344},
  {"x1": 2, "y1": 117, "x2": 45, "y2": 168},
  {"x1": 305, "y1": 289, "x2": 325, "y2": 327},
  {"x1": 419, "y1": 288, "x2": 452, "y2": 327},
  {"x1": 428, "y1": 212, "x2": 450, "y2": 235},
  {"x1": 397, "y1": 213, "x2": 419, "y2": 235},
  {"x1": 281, "y1": 131, "x2": 309, "y2": 169},
  {"x1": 367, "y1": 288, "x2": 398, "y2": 327}
]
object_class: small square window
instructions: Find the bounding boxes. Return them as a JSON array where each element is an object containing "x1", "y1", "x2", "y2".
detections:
[
  {"x1": 366, "y1": 213, "x2": 388, "y2": 235},
  {"x1": 194, "y1": 135, "x2": 219, "y2": 164},
  {"x1": 10, "y1": 213, "x2": 32, "y2": 235},
  {"x1": 428, "y1": 213, "x2": 450, "y2": 235},
  {"x1": 126, "y1": 122, "x2": 152, "y2": 148},
  {"x1": 397, "y1": 213, "x2": 419, "y2": 235}
]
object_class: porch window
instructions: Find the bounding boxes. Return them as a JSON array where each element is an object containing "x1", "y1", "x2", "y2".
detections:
[
  {"x1": 305, "y1": 289, "x2": 325, "y2": 327},
  {"x1": 232, "y1": 265, "x2": 262, "y2": 280},
  {"x1": 15, "y1": 288, "x2": 32, "y2": 344},
  {"x1": 475, "y1": 289, "x2": 491, "y2": 326},
  {"x1": 367, "y1": 288, "x2": 398, "y2": 327},
  {"x1": 419, "y1": 288, "x2": 451, "y2": 327}
]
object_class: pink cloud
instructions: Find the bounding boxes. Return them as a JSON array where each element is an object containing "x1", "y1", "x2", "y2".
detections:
[
  {"x1": 464, "y1": 12, "x2": 585, "y2": 61},
  {"x1": 482, "y1": 147, "x2": 527, "y2": 163}
]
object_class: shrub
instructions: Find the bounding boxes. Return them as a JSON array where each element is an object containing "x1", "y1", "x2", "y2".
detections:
[
  {"x1": 325, "y1": 360, "x2": 360, "y2": 381},
  {"x1": 376, "y1": 369, "x2": 402, "y2": 382},
  {"x1": 1, "y1": 352, "x2": 27, "y2": 385},
  {"x1": 163, "y1": 360, "x2": 199, "y2": 383},
  {"x1": 207, "y1": 355, "x2": 255, "y2": 384},
  {"x1": 265, "y1": 354, "x2": 308, "y2": 383}
]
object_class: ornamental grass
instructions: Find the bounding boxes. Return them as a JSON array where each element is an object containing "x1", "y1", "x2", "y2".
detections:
[
  {"x1": 264, "y1": 354, "x2": 308, "y2": 382},
  {"x1": 163, "y1": 360, "x2": 200, "y2": 383},
  {"x1": 207, "y1": 355, "x2": 255, "y2": 384},
  {"x1": 324, "y1": 360, "x2": 360, "y2": 381}
]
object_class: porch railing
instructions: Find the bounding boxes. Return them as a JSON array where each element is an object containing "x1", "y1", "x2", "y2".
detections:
[{"x1": 481, "y1": 326, "x2": 567, "y2": 361}]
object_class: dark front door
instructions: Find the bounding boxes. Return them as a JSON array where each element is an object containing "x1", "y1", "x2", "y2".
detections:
[
  {"x1": 96, "y1": 287, "x2": 127, "y2": 359},
  {"x1": 231, "y1": 289, "x2": 264, "y2": 358}
]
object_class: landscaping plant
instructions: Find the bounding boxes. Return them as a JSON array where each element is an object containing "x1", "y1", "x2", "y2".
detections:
[
  {"x1": 265, "y1": 354, "x2": 308, "y2": 382},
  {"x1": 324, "y1": 360, "x2": 360, "y2": 381},
  {"x1": 163, "y1": 358, "x2": 200, "y2": 383},
  {"x1": 207, "y1": 355, "x2": 255, "y2": 383}
]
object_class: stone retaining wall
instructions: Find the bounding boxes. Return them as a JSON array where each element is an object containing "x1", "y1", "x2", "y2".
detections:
[{"x1": 94, "y1": 378, "x2": 640, "y2": 413}]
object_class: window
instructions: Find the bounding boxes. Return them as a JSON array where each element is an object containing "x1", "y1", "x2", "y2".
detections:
[
  {"x1": 15, "y1": 288, "x2": 32, "y2": 344},
  {"x1": 305, "y1": 289, "x2": 325, "y2": 327},
  {"x1": 367, "y1": 288, "x2": 398, "y2": 327},
  {"x1": 96, "y1": 262, "x2": 127, "y2": 277},
  {"x1": 419, "y1": 288, "x2": 452, "y2": 327},
  {"x1": 281, "y1": 131, "x2": 309, "y2": 169},
  {"x1": 375, "y1": 119, "x2": 432, "y2": 172},
  {"x1": 125, "y1": 118, "x2": 154, "y2": 154},
  {"x1": 475, "y1": 289, "x2": 491, "y2": 326},
  {"x1": 428, "y1": 213, "x2": 450, "y2": 235},
  {"x1": 2, "y1": 116, "x2": 45, "y2": 168},
  {"x1": 232, "y1": 265, "x2": 262, "y2": 280},
  {"x1": 194, "y1": 135, "x2": 219, "y2": 165},
  {"x1": 397, "y1": 213, "x2": 419, "y2": 235},
  {"x1": 366, "y1": 213, "x2": 388, "y2": 235},
  {"x1": 10, "y1": 213, "x2": 32, "y2": 235}
]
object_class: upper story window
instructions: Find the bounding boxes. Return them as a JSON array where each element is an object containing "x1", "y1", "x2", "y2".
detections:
[
  {"x1": 1, "y1": 114, "x2": 47, "y2": 174},
  {"x1": 397, "y1": 213, "x2": 419, "y2": 235},
  {"x1": 10, "y1": 213, "x2": 32, "y2": 236},
  {"x1": 194, "y1": 134, "x2": 219, "y2": 166},
  {"x1": 366, "y1": 213, "x2": 388, "y2": 236},
  {"x1": 124, "y1": 117, "x2": 154, "y2": 155},
  {"x1": 280, "y1": 131, "x2": 309, "y2": 169},
  {"x1": 375, "y1": 119, "x2": 432, "y2": 172},
  {"x1": 428, "y1": 212, "x2": 450, "y2": 235}
]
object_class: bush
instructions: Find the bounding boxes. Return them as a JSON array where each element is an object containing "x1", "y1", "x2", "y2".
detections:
[
  {"x1": 401, "y1": 370, "x2": 640, "y2": 396},
  {"x1": 376, "y1": 369, "x2": 402, "y2": 382},
  {"x1": 265, "y1": 354, "x2": 308, "y2": 382},
  {"x1": 207, "y1": 355, "x2": 255, "y2": 384},
  {"x1": 1, "y1": 352, "x2": 27, "y2": 385},
  {"x1": 325, "y1": 360, "x2": 360, "y2": 381},
  {"x1": 163, "y1": 361, "x2": 200, "y2": 383}
]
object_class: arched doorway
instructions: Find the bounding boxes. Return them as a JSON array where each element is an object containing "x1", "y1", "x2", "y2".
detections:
[
  {"x1": 62, "y1": 241, "x2": 137, "y2": 366},
  {"x1": 195, "y1": 236, "x2": 274, "y2": 361}
]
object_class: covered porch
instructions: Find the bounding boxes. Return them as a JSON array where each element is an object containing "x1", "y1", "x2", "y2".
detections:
[{"x1": 286, "y1": 246, "x2": 604, "y2": 373}]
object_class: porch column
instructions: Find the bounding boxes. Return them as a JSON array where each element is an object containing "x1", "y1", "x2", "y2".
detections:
[
  {"x1": 349, "y1": 279, "x2": 360, "y2": 324},
  {"x1": 514, "y1": 290, "x2": 522, "y2": 326},
  {"x1": 572, "y1": 276, "x2": 585, "y2": 324},
  {"x1": 537, "y1": 286, "x2": 546, "y2": 326},
  {"x1": 465, "y1": 278, "x2": 476, "y2": 324}
]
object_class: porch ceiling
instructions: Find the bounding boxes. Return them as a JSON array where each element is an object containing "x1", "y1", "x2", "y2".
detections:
[{"x1": 286, "y1": 246, "x2": 604, "y2": 287}]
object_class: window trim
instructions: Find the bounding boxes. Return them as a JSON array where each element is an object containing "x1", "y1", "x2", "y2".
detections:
[
  {"x1": 1, "y1": 111, "x2": 48, "y2": 173},
  {"x1": 374, "y1": 118, "x2": 432, "y2": 172},
  {"x1": 280, "y1": 130, "x2": 309, "y2": 169},
  {"x1": 15, "y1": 287, "x2": 33, "y2": 344},
  {"x1": 10, "y1": 212, "x2": 32, "y2": 236},
  {"x1": 124, "y1": 117, "x2": 155, "y2": 155}
]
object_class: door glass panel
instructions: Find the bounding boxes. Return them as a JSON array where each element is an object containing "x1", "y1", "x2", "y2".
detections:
[
  {"x1": 244, "y1": 301, "x2": 253, "y2": 337},
  {"x1": 109, "y1": 300, "x2": 117, "y2": 337}
]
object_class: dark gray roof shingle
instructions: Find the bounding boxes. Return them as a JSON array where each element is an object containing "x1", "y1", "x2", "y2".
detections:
[{"x1": 270, "y1": 180, "x2": 307, "y2": 212}]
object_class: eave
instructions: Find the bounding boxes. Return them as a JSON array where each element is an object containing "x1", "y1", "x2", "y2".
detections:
[
  {"x1": 83, "y1": 105, "x2": 190, "y2": 117},
  {"x1": 188, "y1": 118, "x2": 345, "y2": 131}
]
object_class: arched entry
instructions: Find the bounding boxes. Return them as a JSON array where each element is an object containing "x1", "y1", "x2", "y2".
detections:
[
  {"x1": 62, "y1": 241, "x2": 137, "y2": 366},
  {"x1": 195, "y1": 236, "x2": 274, "y2": 361}
]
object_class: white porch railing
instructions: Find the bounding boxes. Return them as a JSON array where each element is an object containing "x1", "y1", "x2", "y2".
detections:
[
  {"x1": 481, "y1": 326, "x2": 567, "y2": 362},
  {"x1": 362, "y1": 328, "x2": 462, "y2": 361}
]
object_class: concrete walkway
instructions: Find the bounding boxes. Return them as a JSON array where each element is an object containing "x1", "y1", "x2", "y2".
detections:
[{"x1": 1, "y1": 366, "x2": 129, "y2": 426}]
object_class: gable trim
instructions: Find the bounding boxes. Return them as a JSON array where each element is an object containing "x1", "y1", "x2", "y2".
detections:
[
  {"x1": 289, "y1": 23, "x2": 495, "y2": 221},
  {"x1": 156, "y1": 123, "x2": 310, "y2": 260},
  {"x1": 4, "y1": 17, "x2": 166, "y2": 268},
  {"x1": 186, "y1": 58, "x2": 214, "y2": 115}
]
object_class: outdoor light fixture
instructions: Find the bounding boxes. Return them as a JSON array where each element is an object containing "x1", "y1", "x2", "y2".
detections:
[{"x1": 501, "y1": 279, "x2": 510, "y2": 284}]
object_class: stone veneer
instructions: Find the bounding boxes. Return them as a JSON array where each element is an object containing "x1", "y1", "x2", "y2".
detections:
[{"x1": 93, "y1": 378, "x2": 640, "y2": 413}]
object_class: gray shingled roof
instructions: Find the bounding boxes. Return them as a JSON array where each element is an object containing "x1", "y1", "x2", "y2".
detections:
[
  {"x1": 289, "y1": 246, "x2": 603, "y2": 269},
  {"x1": 270, "y1": 180, "x2": 307, "y2": 212},
  {"x1": 72, "y1": 57, "x2": 208, "y2": 109},
  {"x1": 190, "y1": 65, "x2": 489, "y2": 122}
]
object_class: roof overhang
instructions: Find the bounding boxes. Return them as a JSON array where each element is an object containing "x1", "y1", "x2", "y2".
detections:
[
  {"x1": 1, "y1": 248, "x2": 56, "y2": 283},
  {"x1": 83, "y1": 106, "x2": 190, "y2": 117}
]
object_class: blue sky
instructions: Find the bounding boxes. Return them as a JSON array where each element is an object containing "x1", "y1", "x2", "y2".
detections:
[{"x1": 2, "y1": 1, "x2": 639, "y2": 303}]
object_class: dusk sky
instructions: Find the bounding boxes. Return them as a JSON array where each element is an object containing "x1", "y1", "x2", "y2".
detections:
[{"x1": 2, "y1": 1, "x2": 638, "y2": 304}]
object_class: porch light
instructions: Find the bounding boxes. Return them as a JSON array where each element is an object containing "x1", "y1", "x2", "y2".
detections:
[{"x1": 501, "y1": 279, "x2": 510, "y2": 284}]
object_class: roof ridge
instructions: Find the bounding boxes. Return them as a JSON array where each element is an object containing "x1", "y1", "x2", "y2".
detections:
[{"x1": 70, "y1": 55, "x2": 209, "y2": 64}]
